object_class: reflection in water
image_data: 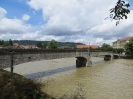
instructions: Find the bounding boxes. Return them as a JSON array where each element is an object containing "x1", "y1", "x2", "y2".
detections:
[
  {"x1": 24, "y1": 58, "x2": 104, "y2": 79},
  {"x1": 5, "y1": 57, "x2": 133, "y2": 99},
  {"x1": 24, "y1": 65, "x2": 76, "y2": 78}
]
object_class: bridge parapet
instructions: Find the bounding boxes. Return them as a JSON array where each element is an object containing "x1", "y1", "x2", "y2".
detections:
[{"x1": 0, "y1": 49, "x2": 120, "y2": 68}]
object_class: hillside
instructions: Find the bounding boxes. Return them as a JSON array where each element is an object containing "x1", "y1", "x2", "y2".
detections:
[{"x1": 13, "y1": 40, "x2": 84, "y2": 48}]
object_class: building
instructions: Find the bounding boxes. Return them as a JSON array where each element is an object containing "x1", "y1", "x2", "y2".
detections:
[
  {"x1": 76, "y1": 45, "x2": 98, "y2": 49},
  {"x1": 112, "y1": 37, "x2": 133, "y2": 49},
  {"x1": 58, "y1": 46, "x2": 73, "y2": 49},
  {"x1": 13, "y1": 43, "x2": 38, "y2": 49}
]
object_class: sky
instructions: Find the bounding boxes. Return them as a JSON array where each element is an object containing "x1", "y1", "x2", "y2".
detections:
[{"x1": 0, "y1": 0, "x2": 133, "y2": 46}]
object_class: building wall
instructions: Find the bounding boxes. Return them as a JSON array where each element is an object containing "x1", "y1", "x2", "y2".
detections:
[{"x1": 112, "y1": 37, "x2": 132, "y2": 49}]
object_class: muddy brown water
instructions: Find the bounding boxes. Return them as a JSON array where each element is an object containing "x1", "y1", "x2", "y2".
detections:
[{"x1": 5, "y1": 57, "x2": 133, "y2": 99}]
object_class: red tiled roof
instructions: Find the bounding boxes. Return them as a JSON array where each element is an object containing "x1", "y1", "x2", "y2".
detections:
[
  {"x1": 112, "y1": 37, "x2": 133, "y2": 43},
  {"x1": 77, "y1": 45, "x2": 89, "y2": 49},
  {"x1": 89, "y1": 45, "x2": 99, "y2": 49},
  {"x1": 77, "y1": 45, "x2": 98, "y2": 49},
  {"x1": 118, "y1": 37, "x2": 133, "y2": 41}
]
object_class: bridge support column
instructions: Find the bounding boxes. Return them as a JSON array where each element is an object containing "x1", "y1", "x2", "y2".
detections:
[
  {"x1": 104, "y1": 55, "x2": 112, "y2": 61},
  {"x1": 86, "y1": 57, "x2": 92, "y2": 66}
]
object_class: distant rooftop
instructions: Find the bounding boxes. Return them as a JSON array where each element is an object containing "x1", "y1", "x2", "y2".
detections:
[{"x1": 113, "y1": 37, "x2": 133, "y2": 42}]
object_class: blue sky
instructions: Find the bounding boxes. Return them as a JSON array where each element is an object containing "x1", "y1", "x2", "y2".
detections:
[
  {"x1": 0, "y1": 0, "x2": 44, "y2": 25},
  {"x1": 0, "y1": 0, "x2": 133, "y2": 46}
]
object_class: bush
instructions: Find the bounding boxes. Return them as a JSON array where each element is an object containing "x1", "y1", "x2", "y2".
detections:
[{"x1": 0, "y1": 68, "x2": 53, "y2": 99}]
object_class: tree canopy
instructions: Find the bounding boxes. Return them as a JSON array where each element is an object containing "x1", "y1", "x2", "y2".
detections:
[
  {"x1": 37, "y1": 42, "x2": 47, "y2": 49},
  {"x1": 0, "y1": 39, "x2": 13, "y2": 47},
  {"x1": 48, "y1": 39, "x2": 58, "y2": 49},
  {"x1": 124, "y1": 38, "x2": 133, "y2": 58},
  {"x1": 108, "y1": 0, "x2": 130, "y2": 25}
]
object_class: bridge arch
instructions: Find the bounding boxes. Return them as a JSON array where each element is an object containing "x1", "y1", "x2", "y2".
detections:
[
  {"x1": 76, "y1": 57, "x2": 87, "y2": 67},
  {"x1": 104, "y1": 55, "x2": 112, "y2": 61}
]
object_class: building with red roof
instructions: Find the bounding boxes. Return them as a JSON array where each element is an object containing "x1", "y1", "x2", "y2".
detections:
[
  {"x1": 112, "y1": 37, "x2": 133, "y2": 48},
  {"x1": 76, "y1": 44, "x2": 98, "y2": 49}
]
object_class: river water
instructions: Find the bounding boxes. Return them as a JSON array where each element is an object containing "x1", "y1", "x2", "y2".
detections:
[{"x1": 5, "y1": 57, "x2": 133, "y2": 99}]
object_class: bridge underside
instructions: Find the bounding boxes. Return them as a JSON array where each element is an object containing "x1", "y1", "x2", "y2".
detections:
[
  {"x1": 104, "y1": 55, "x2": 112, "y2": 61},
  {"x1": 104, "y1": 55, "x2": 119, "y2": 61},
  {"x1": 76, "y1": 57, "x2": 88, "y2": 67}
]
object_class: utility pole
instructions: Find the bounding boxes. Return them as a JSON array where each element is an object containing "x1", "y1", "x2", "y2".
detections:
[{"x1": 10, "y1": 51, "x2": 15, "y2": 76}]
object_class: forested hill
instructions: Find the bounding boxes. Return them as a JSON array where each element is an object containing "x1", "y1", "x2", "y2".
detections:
[{"x1": 13, "y1": 40, "x2": 84, "y2": 48}]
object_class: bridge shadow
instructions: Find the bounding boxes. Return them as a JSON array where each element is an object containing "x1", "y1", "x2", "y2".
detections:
[
  {"x1": 24, "y1": 65, "x2": 77, "y2": 79},
  {"x1": 24, "y1": 59, "x2": 104, "y2": 79}
]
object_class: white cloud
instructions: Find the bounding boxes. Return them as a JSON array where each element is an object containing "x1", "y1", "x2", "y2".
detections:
[
  {"x1": 27, "y1": 0, "x2": 130, "y2": 45},
  {"x1": 27, "y1": 0, "x2": 118, "y2": 35},
  {"x1": 0, "y1": 7, "x2": 7, "y2": 20},
  {"x1": 0, "y1": 0, "x2": 133, "y2": 46},
  {"x1": 0, "y1": 8, "x2": 35, "y2": 40},
  {"x1": 87, "y1": 10, "x2": 133, "y2": 40},
  {"x1": 22, "y1": 14, "x2": 30, "y2": 21}
]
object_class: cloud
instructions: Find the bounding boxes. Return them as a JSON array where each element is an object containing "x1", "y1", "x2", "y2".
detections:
[
  {"x1": 27, "y1": 0, "x2": 118, "y2": 37},
  {"x1": 0, "y1": 7, "x2": 34, "y2": 40},
  {"x1": 0, "y1": 7, "x2": 7, "y2": 20},
  {"x1": 22, "y1": 14, "x2": 30, "y2": 21},
  {"x1": 27, "y1": 0, "x2": 132, "y2": 45},
  {"x1": 87, "y1": 10, "x2": 133, "y2": 40},
  {"x1": 0, "y1": 0, "x2": 132, "y2": 46}
]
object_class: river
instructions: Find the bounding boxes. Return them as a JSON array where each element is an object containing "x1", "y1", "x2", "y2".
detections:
[{"x1": 5, "y1": 57, "x2": 133, "y2": 99}]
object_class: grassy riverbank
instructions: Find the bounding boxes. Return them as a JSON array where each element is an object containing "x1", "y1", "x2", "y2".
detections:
[{"x1": 0, "y1": 68, "x2": 54, "y2": 99}]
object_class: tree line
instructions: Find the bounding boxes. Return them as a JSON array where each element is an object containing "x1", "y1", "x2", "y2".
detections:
[
  {"x1": 1, "y1": 38, "x2": 133, "y2": 58},
  {"x1": 0, "y1": 39, "x2": 13, "y2": 47},
  {"x1": 37, "y1": 39, "x2": 58, "y2": 49}
]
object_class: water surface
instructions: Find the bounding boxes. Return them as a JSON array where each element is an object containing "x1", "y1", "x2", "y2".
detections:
[{"x1": 5, "y1": 57, "x2": 133, "y2": 99}]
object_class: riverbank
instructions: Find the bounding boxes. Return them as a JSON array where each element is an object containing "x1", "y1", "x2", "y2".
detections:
[{"x1": 0, "y1": 68, "x2": 54, "y2": 99}]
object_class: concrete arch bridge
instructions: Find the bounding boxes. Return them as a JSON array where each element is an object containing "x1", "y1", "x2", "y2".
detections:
[
  {"x1": 76, "y1": 50, "x2": 120, "y2": 67},
  {"x1": 0, "y1": 49, "x2": 120, "y2": 68}
]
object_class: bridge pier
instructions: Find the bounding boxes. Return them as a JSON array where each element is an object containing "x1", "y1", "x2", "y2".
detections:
[
  {"x1": 76, "y1": 56, "x2": 92, "y2": 67},
  {"x1": 86, "y1": 60, "x2": 92, "y2": 66},
  {"x1": 76, "y1": 57, "x2": 87, "y2": 67},
  {"x1": 104, "y1": 55, "x2": 111, "y2": 61}
]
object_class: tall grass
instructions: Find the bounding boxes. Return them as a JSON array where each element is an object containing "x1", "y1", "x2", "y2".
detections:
[{"x1": 0, "y1": 68, "x2": 54, "y2": 99}]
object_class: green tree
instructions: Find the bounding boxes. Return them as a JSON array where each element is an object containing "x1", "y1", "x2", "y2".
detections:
[
  {"x1": 0, "y1": 40, "x2": 4, "y2": 46},
  {"x1": 42, "y1": 42, "x2": 47, "y2": 49},
  {"x1": 37, "y1": 42, "x2": 43, "y2": 48},
  {"x1": 9, "y1": 39, "x2": 13, "y2": 46},
  {"x1": 109, "y1": 0, "x2": 130, "y2": 25},
  {"x1": 101, "y1": 43, "x2": 113, "y2": 51},
  {"x1": 48, "y1": 39, "x2": 58, "y2": 49},
  {"x1": 116, "y1": 48, "x2": 124, "y2": 53},
  {"x1": 124, "y1": 38, "x2": 133, "y2": 58},
  {"x1": 3, "y1": 41, "x2": 10, "y2": 46}
]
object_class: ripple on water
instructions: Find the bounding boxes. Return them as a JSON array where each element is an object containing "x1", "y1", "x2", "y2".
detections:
[{"x1": 4, "y1": 58, "x2": 133, "y2": 99}]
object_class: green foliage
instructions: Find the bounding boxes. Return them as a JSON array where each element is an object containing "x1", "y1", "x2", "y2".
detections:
[
  {"x1": 0, "y1": 40, "x2": 4, "y2": 45},
  {"x1": 0, "y1": 39, "x2": 13, "y2": 46},
  {"x1": 48, "y1": 39, "x2": 58, "y2": 49},
  {"x1": 9, "y1": 39, "x2": 13, "y2": 46},
  {"x1": 100, "y1": 43, "x2": 113, "y2": 51},
  {"x1": 124, "y1": 38, "x2": 133, "y2": 58},
  {"x1": 113, "y1": 48, "x2": 124, "y2": 53},
  {"x1": 0, "y1": 68, "x2": 53, "y2": 99},
  {"x1": 13, "y1": 40, "x2": 83, "y2": 48},
  {"x1": 42, "y1": 42, "x2": 47, "y2": 49},
  {"x1": 37, "y1": 42, "x2": 43, "y2": 48},
  {"x1": 109, "y1": 0, "x2": 130, "y2": 26},
  {"x1": 37, "y1": 42, "x2": 47, "y2": 49}
]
